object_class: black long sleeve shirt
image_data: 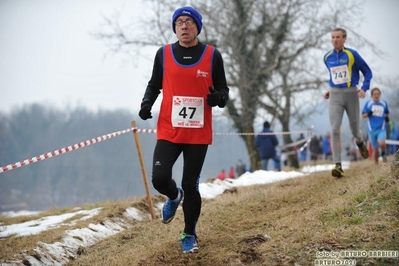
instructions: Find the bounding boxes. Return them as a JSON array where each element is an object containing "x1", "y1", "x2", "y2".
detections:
[{"x1": 142, "y1": 41, "x2": 229, "y2": 106}]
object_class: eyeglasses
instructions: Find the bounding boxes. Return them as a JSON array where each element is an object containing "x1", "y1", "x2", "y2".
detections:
[{"x1": 175, "y1": 19, "x2": 195, "y2": 26}]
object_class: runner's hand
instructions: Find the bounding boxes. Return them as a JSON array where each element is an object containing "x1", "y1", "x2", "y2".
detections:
[
  {"x1": 206, "y1": 87, "x2": 221, "y2": 107},
  {"x1": 139, "y1": 99, "x2": 153, "y2": 120}
]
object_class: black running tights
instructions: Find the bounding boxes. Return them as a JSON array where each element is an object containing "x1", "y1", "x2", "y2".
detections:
[{"x1": 151, "y1": 140, "x2": 208, "y2": 235}]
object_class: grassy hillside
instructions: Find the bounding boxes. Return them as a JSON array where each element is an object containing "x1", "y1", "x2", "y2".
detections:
[{"x1": 1, "y1": 159, "x2": 398, "y2": 265}]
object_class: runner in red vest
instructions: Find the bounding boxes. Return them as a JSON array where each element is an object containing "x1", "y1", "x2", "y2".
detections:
[{"x1": 138, "y1": 5, "x2": 229, "y2": 254}]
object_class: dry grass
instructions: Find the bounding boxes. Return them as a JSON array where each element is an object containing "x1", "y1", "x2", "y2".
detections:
[{"x1": 1, "y1": 159, "x2": 398, "y2": 265}]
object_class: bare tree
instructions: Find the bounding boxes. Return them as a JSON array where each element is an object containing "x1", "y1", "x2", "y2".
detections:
[{"x1": 93, "y1": 0, "x2": 379, "y2": 170}]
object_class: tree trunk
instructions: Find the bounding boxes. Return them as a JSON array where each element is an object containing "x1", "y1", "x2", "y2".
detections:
[{"x1": 244, "y1": 134, "x2": 260, "y2": 172}]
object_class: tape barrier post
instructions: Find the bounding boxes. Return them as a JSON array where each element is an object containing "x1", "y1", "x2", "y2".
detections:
[{"x1": 131, "y1": 120, "x2": 156, "y2": 220}]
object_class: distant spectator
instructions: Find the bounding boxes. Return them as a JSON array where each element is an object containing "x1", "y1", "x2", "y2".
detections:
[
  {"x1": 273, "y1": 152, "x2": 282, "y2": 170},
  {"x1": 281, "y1": 149, "x2": 288, "y2": 166},
  {"x1": 318, "y1": 135, "x2": 323, "y2": 156},
  {"x1": 309, "y1": 135, "x2": 321, "y2": 162},
  {"x1": 322, "y1": 132, "x2": 332, "y2": 160},
  {"x1": 235, "y1": 159, "x2": 246, "y2": 177},
  {"x1": 255, "y1": 121, "x2": 281, "y2": 171},
  {"x1": 297, "y1": 133, "x2": 307, "y2": 162},
  {"x1": 217, "y1": 169, "x2": 226, "y2": 181},
  {"x1": 386, "y1": 120, "x2": 399, "y2": 155},
  {"x1": 228, "y1": 167, "x2": 235, "y2": 179}
]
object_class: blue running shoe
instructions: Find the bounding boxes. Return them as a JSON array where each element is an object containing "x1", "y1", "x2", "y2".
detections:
[
  {"x1": 162, "y1": 187, "x2": 184, "y2": 224},
  {"x1": 180, "y1": 233, "x2": 199, "y2": 253}
]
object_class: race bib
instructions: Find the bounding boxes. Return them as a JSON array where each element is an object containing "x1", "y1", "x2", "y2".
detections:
[
  {"x1": 171, "y1": 96, "x2": 204, "y2": 128},
  {"x1": 330, "y1": 65, "x2": 350, "y2": 85},
  {"x1": 372, "y1": 105, "x2": 384, "y2": 117}
]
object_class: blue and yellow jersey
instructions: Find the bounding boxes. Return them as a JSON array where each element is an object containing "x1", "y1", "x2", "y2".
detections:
[{"x1": 324, "y1": 47, "x2": 372, "y2": 91}]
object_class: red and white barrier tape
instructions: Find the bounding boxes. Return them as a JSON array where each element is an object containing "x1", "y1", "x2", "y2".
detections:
[
  {"x1": 0, "y1": 127, "x2": 155, "y2": 174},
  {"x1": 213, "y1": 130, "x2": 310, "y2": 136},
  {"x1": 299, "y1": 137, "x2": 312, "y2": 152},
  {"x1": 0, "y1": 127, "x2": 311, "y2": 174}
]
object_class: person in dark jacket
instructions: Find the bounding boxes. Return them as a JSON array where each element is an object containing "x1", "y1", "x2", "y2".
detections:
[
  {"x1": 235, "y1": 159, "x2": 246, "y2": 177},
  {"x1": 255, "y1": 121, "x2": 281, "y2": 171},
  {"x1": 322, "y1": 132, "x2": 332, "y2": 160},
  {"x1": 309, "y1": 135, "x2": 321, "y2": 161}
]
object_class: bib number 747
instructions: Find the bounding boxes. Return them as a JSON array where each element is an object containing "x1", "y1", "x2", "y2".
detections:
[{"x1": 330, "y1": 65, "x2": 350, "y2": 85}]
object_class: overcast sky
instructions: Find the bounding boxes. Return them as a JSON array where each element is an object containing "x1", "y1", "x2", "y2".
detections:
[{"x1": 1, "y1": 0, "x2": 398, "y2": 114}]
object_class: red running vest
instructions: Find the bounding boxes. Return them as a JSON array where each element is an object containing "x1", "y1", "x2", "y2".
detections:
[{"x1": 157, "y1": 44, "x2": 215, "y2": 144}]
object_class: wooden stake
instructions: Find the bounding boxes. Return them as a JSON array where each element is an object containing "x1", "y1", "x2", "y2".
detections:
[{"x1": 131, "y1": 120, "x2": 156, "y2": 219}]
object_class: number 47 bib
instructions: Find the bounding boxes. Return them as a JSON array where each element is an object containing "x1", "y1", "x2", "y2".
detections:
[{"x1": 171, "y1": 96, "x2": 204, "y2": 128}]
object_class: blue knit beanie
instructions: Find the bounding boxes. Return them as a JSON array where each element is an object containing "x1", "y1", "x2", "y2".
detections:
[{"x1": 172, "y1": 6, "x2": 202, "y2": 35}]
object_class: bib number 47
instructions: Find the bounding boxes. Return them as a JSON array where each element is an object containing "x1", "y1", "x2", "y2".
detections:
[{"x1": 179, "y1": 107, "x2": 196, "y2": 119}]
